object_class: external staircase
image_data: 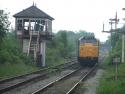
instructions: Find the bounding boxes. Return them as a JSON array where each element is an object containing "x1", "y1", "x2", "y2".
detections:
[{"x1": 27, "y1": 30, "x2": 40, "y2": 62}]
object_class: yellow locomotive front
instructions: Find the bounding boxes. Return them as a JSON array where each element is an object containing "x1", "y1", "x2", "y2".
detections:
[{"x1": 78, "y1": 36, "x2": 99, "y2": 66}]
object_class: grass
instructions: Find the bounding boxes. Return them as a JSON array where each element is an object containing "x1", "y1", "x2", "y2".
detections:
[
  {"x1": 0, "y1": 62, "x2": 38, "y2": 80},
  {"x1": 97, "y1": 61, "x2": 125, "y2": 94},
  {"x1": 46, "y1": 57, "x2": 66, "y2": 67},
  {"x1": 0, "y1": 58, "x2": 66, "y2": 80}
]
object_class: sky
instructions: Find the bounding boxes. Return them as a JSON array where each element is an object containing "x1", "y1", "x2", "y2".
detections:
[{"x1": 1, "y1": 0, "x2": 125, "y2": 42}]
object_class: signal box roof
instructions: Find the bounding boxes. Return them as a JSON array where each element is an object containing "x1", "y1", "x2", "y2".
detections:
[{"x1": 13, "y1": 5, "x2": 54, "y2": 20}]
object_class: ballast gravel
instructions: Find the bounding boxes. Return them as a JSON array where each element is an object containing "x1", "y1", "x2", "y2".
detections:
[{"x1": 3, "y1": 69, "x2": 75, "y2": 94}]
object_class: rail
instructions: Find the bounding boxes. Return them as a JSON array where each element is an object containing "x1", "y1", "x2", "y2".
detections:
[
  {"x1": 31, "y1": 68, "x2": 81, "y2": 94},
  {"x1": 66, "y1": 64, "x2": 97, "y2": 94},
  {"x1": 0, "y1": 58, "x2": 78, "y2": 93}
]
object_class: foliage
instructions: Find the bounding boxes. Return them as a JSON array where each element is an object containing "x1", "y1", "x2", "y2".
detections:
[
  {"x1": 0, "y1": 32, "x2": 32, "y2": 64},
  {"x1": 97, "y1": 25, "x2": 125, "y2": 94},
  {"x1": 0, "y1": 32, "x2": 37, "y2": 79},
  {"x1": 46, "y1": 30, "x2": 95, "y2": 66},
  {"x1": 97, "y1": 63, "x2": 125, "y2": 94},
  {"x1": 0, "y1": 9, "x2": 38, "y2": 79},
  {"x1": 111, "y1": 25, "x2": 125, "y2": 57},
  {"x1": 103, "y1": 26, "x2": 124, "y2": 61},
  {"x1": 56, "y1": 30, "x2": 68, "y2": 57},
  {"x1": 0, "y1": 10, "x2": 10, "y2": 46},
  {"x1": 111, "y1": 33, "x2": 120, "y2": 48},
  {"x1": 0, "y1": 62, "x2": 38, "y2": 80}
]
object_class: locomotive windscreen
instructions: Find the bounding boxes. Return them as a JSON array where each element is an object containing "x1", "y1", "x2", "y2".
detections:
[{"x1": 79, "y1": 36, "x2": 97, "y2": 45}]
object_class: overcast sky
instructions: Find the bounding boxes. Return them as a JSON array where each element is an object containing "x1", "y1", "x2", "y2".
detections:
[{"x1": 1, "y1": 0, "x2": 125, "y2": 42}]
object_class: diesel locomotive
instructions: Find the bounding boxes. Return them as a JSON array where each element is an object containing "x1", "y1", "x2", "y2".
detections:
[{"x1": 78, "y1": 35, "x2": 99, "y2": 66}]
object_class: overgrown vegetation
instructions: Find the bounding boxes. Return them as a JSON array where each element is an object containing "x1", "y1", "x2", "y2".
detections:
[
  {"x1": 0, "y1": 10, "x2": 31, "y2": 64},
  {"x1": 0, "y1": 62, "x2": 38, "y2": 79},
  {"x1": 0, "y1": 10, "x2": 38, "y2": 79},
  {"x1": 0, "y1": 10, "x2": 9, "y2": 45},
  {"x1": 97, "y1": 63, "x2": 125, "y2": 94},
  {"x1": 0, "y1": 32, "x2": 32, "y2": 64},
  {"x1": 46, "y1": 30, "x2": 94, "y2": 66},
  {"x1": 97, "y1": 25, "x2": 125, "y2": 94},
  {"x1": 0, "y1": 9, "x2": 94, "y2": 79}
]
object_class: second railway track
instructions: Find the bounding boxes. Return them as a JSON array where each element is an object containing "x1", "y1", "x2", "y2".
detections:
[{"x1": 1, "y1": 59, "x2": 80, "y2": 94}]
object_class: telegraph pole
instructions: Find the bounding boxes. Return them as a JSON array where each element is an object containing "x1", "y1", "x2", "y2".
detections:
[
  {"x1": 102, "y1": 12, "x2": 119, "y2": 80},
  {"x1": 122, "y1": 33, "x2": 125, "y2": 63},
  {"x1": 122, "y1": 8, "x2": 125, "y2": 63},
  {"x1": 102, "y1": 12, "x2": 119, "y2": 57},
  {"x1": 102, "y1": 19, "x2": 114, "y2": 62},
  {"x1": 109, "y1": 18, "x2": 114, "y2": 55}
]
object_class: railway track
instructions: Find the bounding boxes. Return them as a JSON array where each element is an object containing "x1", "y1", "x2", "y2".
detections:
[
  {"x1": 0, "y1": 58, "x2": 78, "y2": 94},
  {"x1": 66, "y1": 64, "x2": 97, "y2": 94},
  {"x1": 31, "y1": 64, "x2": 97, "y2": 94},
  {"x1": 31, "y1": 68, "x2": 81, "y2": 94},
  {"x1": 2, "y1": 63, "x2": 80, "y2": 94}
]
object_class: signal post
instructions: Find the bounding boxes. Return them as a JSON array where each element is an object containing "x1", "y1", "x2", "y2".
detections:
[{"x1": 102, "y1": 12, "x2": 120, "y2": 80}]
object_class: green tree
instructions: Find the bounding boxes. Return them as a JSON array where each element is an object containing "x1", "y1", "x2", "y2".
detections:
[
  {"x1": 57, "y1": 30, "x2": 68, "y2": 57},
  {"x1": 0, "y1": 10, "x2": 10, "y2": 46},
  {"x1": 46, "y1": 30, "x2": 95, "y2": 66}
]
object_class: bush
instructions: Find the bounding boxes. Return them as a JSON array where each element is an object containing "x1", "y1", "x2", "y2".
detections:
[
  {"x1": 0, "y1": 32, "x2": 32, "y2": 64},
  {"x1": 0, "y1": 50, "x2": 13, "y2": 63},
  {"x1": 97, "y1": 63, "x2": 125, "y2": 94}
]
